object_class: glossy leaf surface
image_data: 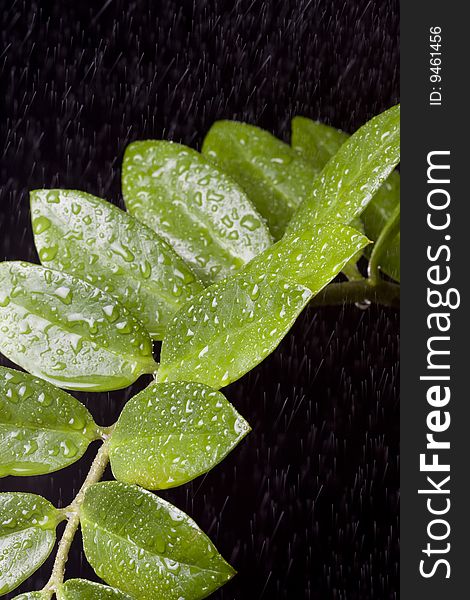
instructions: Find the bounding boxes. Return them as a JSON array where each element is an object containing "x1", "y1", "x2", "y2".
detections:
[
  {"x1": 202, "y1": 120, "x2": 319, "y2": 239},
  {"x1": 287, "y1": 104, "x2": 400, "y2": 235},
  {"x1": 0, "y1": 262, "x2": 157, "y2": 391},
  {"x1": 0, "y1": 366, "x2": 100, "y2": 476},
  {"x1": 81, "y1": 481, "x2": 235, "y2": 600},
  {"x1": 291, "y1": 116, "x2": 348, "y2": 169},
  {"x1": 291, "y1": 115, "x2": 400, "y2": 280},
  {"x1": 31, "y1": 189, "x2": 204, "y2": 339},
  {"x1": 109, "y1": 381, "x2": 250, "y2": 489},
  {"x1": 122, "y1": 141, "x2": 272, "y2": 284},
  {"x1": 158, "y1": 223, "x2": 368, "y2": 388},
  {"x1": 0, "y1": 493, "x2": 61, "y2": 595},
  {"x1": 57, "y1": 579, "x2": 133, "y2": 599}
]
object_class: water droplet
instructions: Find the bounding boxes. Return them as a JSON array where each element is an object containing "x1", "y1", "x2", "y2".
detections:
[
  {"x1": 240, "y1": 214, "x2": 261, "y2": 231},
  {"x1": 39, "y1": 245, "x2": 59, "y2": 262},
  {"x1": 37, "y1": 392, "x2": 52, "y2": 407},
  {"x1": 139, "y1": 260, "x2": 152, "y2": 279},
  {"x1": 32, "y1": 216, "x2": 52, "y2": 234},
  {"x1": 54, "y1": 286, "x2": 73, "y2": 304},
  {"x1": 60, "y1": 439, "x2": 78, "y2": 457},
  {"x1": 0, "y1": 292, "x2": 10, "y2": 307}
]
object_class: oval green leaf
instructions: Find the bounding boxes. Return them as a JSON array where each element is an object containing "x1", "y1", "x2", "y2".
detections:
[
  {"x1": 0, "y1": 262, "x2": 157, "y2": 391},
  {"x1": 81, "y1": 481, "x2": 235, "y2": 600},
  {"x1": 158, "y1": 223, "x2": 368, "y2": 388},
  {"x1": 202, "y1": 120, "x2": 319, "y2": 239},
  {"x1": 158, "y1": 274, "x2": 311, "y2": 389},
  {"x1": 291, "y1": 116, "x2": 349, "y2": 169},
  {"x1": 109, "y1": 381, "x2": 250, "y2": 490},
  {"x1": 31, "y1": 189, "x2": 204, "y2": 340},
  {"x1": 57, "y1": 579, "x2": 133, "y2": 599},
  {"x1": 287, "y1": 104, "x2": 400, "y2": 235},
  {"x1": 0, "y1": 366, "x2": 100, "y2": 477},
  {"x1": 0, "y1": 492, "x2": 62, "y2": 595},
  {"x1": 291, "y1": 115, "x2": 400, "y2": 281},
  {"x1": 122, "y1": 141, "x2": 272, "y2": 284}
]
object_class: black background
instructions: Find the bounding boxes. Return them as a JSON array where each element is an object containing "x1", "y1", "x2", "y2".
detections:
[{"x1": 0, "y1": 1, "x2": 399, "y2": 598}]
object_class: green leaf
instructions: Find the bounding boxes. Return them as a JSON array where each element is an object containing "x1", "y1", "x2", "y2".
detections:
[
  {"x1": 368, "y1": 204, "x2": 400, "y2": 282},
  {"x1": 291, "y1": 114, "x2": 400, "y2": 281},
  {"x1": 0, "y1": 262, "x2": 157, "y2": 391},
  {"x1": 287, "y1": 104, "x2": 400, "y2": 235},
  {"x1": 158, "y1": 223, "x2": 368, "y2": 388},
  {"x1": 0, "y1": 492, "x2": 62, "y2": 595},
  {"x1": 202, "y1": 120, "x2": 319, "y2": 239},
  {"x1": 57, "y1": 579, "x2": 134, "y2": 599},
  {"x1": 122, "y1": 141, "x2": 272, "y2": 284},
  {"x1": 361, "y1": 175, "x2": 400, "y2": 281},
  {"x1": 291, "y1": 116, "x2": 348, "y2": 169},
  {"x1": 109, "y1": 381, "x2": 250, "y2": 490},
  {"x1": 81, "y1": 481, "x2": 235, "y2": 600},
  {"x1": 31, "y1": 189, "x2": 204, "y2": 340},
  {"x1": 0, "y1": 366, "x2": 100, "y2": 477}
]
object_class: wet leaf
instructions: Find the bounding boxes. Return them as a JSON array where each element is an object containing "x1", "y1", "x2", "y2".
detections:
[
  {"x1": 122, "y1": 141, "x2": 272, "y2": 284},
  {"x1": 0, "y1": 493, "x2": 62, "y2": 595},
  {"x1": 291, "y1": 115, "x2": 400, "y2": 280},
  {"x1": 361, "y1": 176, "x2": 400, "y2": 281},
  {"x1": 158, "y1": 275, "x2": 311, "y2": 389},
  {"x1": 31, "y1": 189, "x2": 204, "y2": 340},
  {"x1": 0, "y1": 366, "x2": 100, "y2": 477},
  {"x1": 202, "y1": 120, "x2": 318, "y2": 239},
  {"x1": 291, "y1": 116, "x2": 349, "y2": 169},
  {"x1": 287, "y1": 104, "x2": 400, "y2": 235},
  {"x1": 368, "y1": 204, "x2": 400, "y2": 282},
  {"x1": 158, "y1": 223, "x2": 368, "y2": 388},
  {"x1": 0, "y1": 262, "x2": 157, "y2": 391},
  {"x1": 57, "y1": 579, "x2": 133, "y2": 599},
  {"x1": 249, "y1": 223, "x2": 369, "y2": 291},
  {"x1": 109, "y1": 381, "x2": 250, "y2": 489},
  {"x1": 81, "y1": 481, "x2": 235, "y2": 600}
]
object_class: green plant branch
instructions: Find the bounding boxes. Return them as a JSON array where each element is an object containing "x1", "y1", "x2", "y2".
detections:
[
  {"x1": 42, "y1": 440, "x2": 111, "y2": 597},
  {"x1": 311, "y1": 278, "x2": 400, "y2": 309}
]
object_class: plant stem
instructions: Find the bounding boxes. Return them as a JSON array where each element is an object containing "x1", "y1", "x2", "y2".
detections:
[
  {"x1": 42, "y1": 441, "x2": 110, "y2": 596},
  {"x1": 310, "y1": 278, "x2": 400, "y2": 309}
]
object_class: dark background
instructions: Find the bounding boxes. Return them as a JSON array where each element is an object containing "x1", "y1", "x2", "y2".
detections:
[{"x1": 0, "y1": 1, "x2": 399, "y2": 598}]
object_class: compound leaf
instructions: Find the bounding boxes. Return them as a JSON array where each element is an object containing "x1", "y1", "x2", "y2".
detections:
[
  {"x1": 31, "y1": 189, "x2": 204, "y2": 340},
  {"x1": 158, "y1": 223, "x2": 368, "y2": 388},
  {"x1": 57, "y1": 579, "x2": 133, "y2": 599},
  {"x1": 81, "y1": 481, "x2": 235, "y2": 600},
  {"x1": 291, "y1": 114, "x2": 400, "y2": 281},
  {"x1": 122, "y1": 141, "x2": 272, "y2": 284},
  {"x1": 287, "y1": 104, "x2": 400, "y2": 235},
  {"x1": 0, "y1": 366, "x2": 100, "y2": 477},
  {"x1": 202, "y1": 120, "x2": 319, "y2": 239},
  {"x1": 0, "y1": 262, "x2": 157, "y2": 391},
  {"x1": 109, "y1": 381, "x2": 250, "y2": 489},
  {"x1": 0, "y1": 493, "x2": 62, "y2": 595}
]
